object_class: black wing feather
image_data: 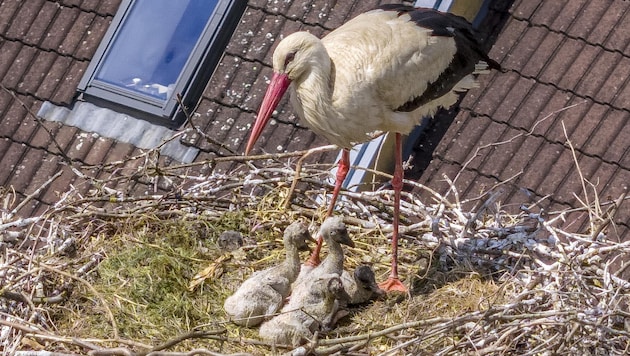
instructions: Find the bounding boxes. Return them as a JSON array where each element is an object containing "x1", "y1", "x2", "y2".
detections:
[{"x1": 377, "y1": 5, "x2": 500, "y2": 112}]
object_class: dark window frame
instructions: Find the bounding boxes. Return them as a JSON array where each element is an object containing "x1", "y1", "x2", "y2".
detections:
[{"x1": 77, "y1": 0, "x2": 246, "y2": 129}]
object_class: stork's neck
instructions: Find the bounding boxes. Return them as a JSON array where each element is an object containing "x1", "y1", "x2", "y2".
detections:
[
  {"x1": 319, "y1": 240, "x2": 345, "y2": 275},
  {"x1": 283, "y1": 245, "x2": 301, "y2": 279},
  {"x1": 290, "y1": 48, "x2": 341, "y2": 145}
]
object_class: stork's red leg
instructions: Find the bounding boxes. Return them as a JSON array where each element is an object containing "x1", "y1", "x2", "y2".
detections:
[
  {"x1": 378, "y1": 133, "x2": 407, "y2": 292},
  {"x1": 305, "y1": 149, "x2": 351, "y2": 267}
]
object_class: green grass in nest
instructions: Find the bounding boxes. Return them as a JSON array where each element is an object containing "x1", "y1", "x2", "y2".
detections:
[{"x1": 52, "y1": 213, "x2": 251, "y2": 347}]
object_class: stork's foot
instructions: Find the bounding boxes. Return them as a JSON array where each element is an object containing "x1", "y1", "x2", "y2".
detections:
[
  {"x1": 304, "y1": 252, "x2": 321, "y2": 267},
  {"x1": 378, "y1": 276, "x2": 407, "y2": 293}
]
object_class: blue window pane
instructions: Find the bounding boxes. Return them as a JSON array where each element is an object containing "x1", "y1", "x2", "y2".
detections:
[{"x1": 95, "y1": 0, "x2": 217, "y2": 101}]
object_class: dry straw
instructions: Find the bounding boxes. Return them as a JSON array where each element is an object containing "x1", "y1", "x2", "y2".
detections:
[{"x1": 1, "y1": 136, "x2": 628, "y2": 355}]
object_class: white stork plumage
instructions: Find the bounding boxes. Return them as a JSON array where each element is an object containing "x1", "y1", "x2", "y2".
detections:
[{"x1": 245, "y1": 4, "x2": 499, "y2": 292}]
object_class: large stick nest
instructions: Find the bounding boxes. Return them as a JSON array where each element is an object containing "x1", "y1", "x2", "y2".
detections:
[{"x1": 1, "y1": 145, "x2": 629, "y2": 355}]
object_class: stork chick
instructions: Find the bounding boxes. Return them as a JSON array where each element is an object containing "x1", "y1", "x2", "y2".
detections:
[
  {"x1": 259, "y1": 273, "x2": 348, "y2": 347},
  {"x1": 341, "y1": 265, "x2": 384, "y2": 306},
  {"x1": 245, "y1": 5, "x2": 499, "y2": 293},
  {"x1": 223, "y1": 221, "x2": 314, "y2": 327},
  {"x1": 292, "y1": 216, "x2": 354, "y2": 289}
]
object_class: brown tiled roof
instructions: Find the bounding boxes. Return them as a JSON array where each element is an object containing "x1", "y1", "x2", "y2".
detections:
[
  {"x1": 414, "y1": 0, "x2": 629, "y2": 241},
  {"x1": 0, "y1": 0, "x2": 628, "y2": 244}
]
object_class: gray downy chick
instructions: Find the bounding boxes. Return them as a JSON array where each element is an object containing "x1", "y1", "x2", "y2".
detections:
[
  {"x1": 258, "y1": 273, "x2": 349, "y2": 347},
  {"x1": 223, "y1": 221, "x2": 314, "y2": 327}
]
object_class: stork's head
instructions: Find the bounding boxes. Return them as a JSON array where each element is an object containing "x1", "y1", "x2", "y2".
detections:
[{"x1": 245, "y1": 32, "x2": 324, "y2": 155}]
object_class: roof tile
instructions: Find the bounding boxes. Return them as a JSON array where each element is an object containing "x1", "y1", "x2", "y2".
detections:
[
  {"x1": 39, "y1": 6, "x2": 80, "y2": 53},
  {"x1": 573, "y1": 50, "x2": 620, "y2": 100},
  {"x1": 520, "y1": 31, "x2": 564, "y2": 78},
  {"x1": 441, "y1": 115, "x2": 495, "y2": 166},
  {"x1": 0, "y1": 139, "x2": 27, "y2": 186},
  {"x1": 347, "y1": 0, "x2": 380, "y2": 20},
  {"x1": 506, "y1": 135, "x2": 547, "y2": 189},
  {"x1": 488, "y1": 18, "x2": 528, "y2": 63},
  {"x1": 49, "y1": 125, "x2": 80, "y2": 154},
  {"x1": 551, "y1": 152, "x2": 602, "y2": 205},
  {"x1": 75, "y1": 14, "x2": 112, "y2": 59},
  {"x1": 60, "y1": 0, "x2": 81, "y2": 8},
  {"x1": 2, "y1": 96, "x2": 37, "y2": 139},
  {"x1": 460, "y1": 172, "x2": 503, "y2": 209},
  {"x1": 22, "y1": 152, "x2": 65, "y2": 196},
  {"x1": 285, "y1": 0, "x2": 321, "y2": 23},
  {"x1": 40, "y1": 165, "x2": 79, "y2": 204},
  {"x1": 23, "y1": 1, "x2": 58, "y2": 44},
  {"x1": 9, "y1": 147, "x2": 48, "y2": 192},
  {"x1": 28, "y1": 120, "x2": 61, "y2": 150},
  {"x1": 529, "y1": 1, "x2": 564, "y2": 29},
  {"x1": 508, "y1": 83, "x2": 562, "y2": 131},
  {"x1": 548, "y1": 0, "x2": 588, "y2": 32},
  {"x1": 558, "y1": 45, "x2": 601, "y2": 91},
  {"x1": 587, "y1": 1, "x2": 628, "y2": 45},
  {"x1": 491, "y1": 76, "x2": 537, "y2": 123},
  {"x1": 525, "y1": 144, "x2": 571, "y2": 199},
  {"x1": 83, "y1": 136, "x2": 116, "y2": 166},
  {"x1": 79, "y1": 0, "x2": 101, "y2": 12},
  {"x1": 418, "y1": 162, "x2": 465, "y2": 201},
  {"x1": 565, "y1": 1, "x2": 608, "y2": 40},
  {"x1": 302, "y1": 0, "x2": 336, "y2": 26},
  {"x1": 606, "y1": 8, "x2": 630, "y2": 53},
  {"x1": 600, "y1": 169, "x2": 630, "y2": 211},
  {"x1": 587, "y1": 109, "x2": 629, "y2": 164},
  {"x1": 324, "y1": 1, "x2": 358, "y2": 29},
  {"x1": 64, "y1": 131, "x2": 100, "y2": 162},
  {"x1": 544, "y1": 100, "x2": 604, "y2": 144},
  {"x1": 97, "y1": 139, "x2": 135, "y2": 166},
  {"x1": 0, "y1": 0, "x2": 21, "y2": 34},
  {"x1": 49, "y1": 60, "x2": 89, "y2": 104},
  {"x1": 3, "y1": 45, "x2": 37, "y2": 89},
  {"x1": 0, "y1": 40, "x2": 22, "y2": 78},
  {"x1": 20, "y1": 50, "x2": 57, "y2": 95},
  {"x1": 199, "y1": 105, "x2": 244, "y2": 152},
  {"x1": 510, "y1": 0, "x2": 543, "y2": 20},
  {"x1": 538, "y1": 38, "x2": 583, "y2": 87},
  {"x1": 473, "y1": 127, "x2": 528, "y2": 180},
  {"x1": 96, "y1": 0, "x2": 122, "y2": 16},
  {"x1": 597, "y1": 55, "x2": 630, "y2": 104},
  {"x1": 502, "y1": 25, "x2": 547, "y2": 72},
  {"x1": 58, "y1": 10, "x2": 96, "y2": 56},
  {"x1": 5, "y1": 0, "x2": 45, "y2": 39},
  {"x1": 582, "y1": 160, "x2": 621, "y2": 203},
  {"x1": 470, "y1": 71, "x2": 520, "y2": 117},
  {"x1": 226, "y1": 7, "x2": 269, "y2": 61},
  {"x1": 612, "y1": 73, "x2": 630, "y2": 109},
  {"x1": 487, "y1": 133, "x2": 544, "y2": 184}
]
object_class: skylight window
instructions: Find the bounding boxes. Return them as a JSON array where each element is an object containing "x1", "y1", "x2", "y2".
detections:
[{"x1": 78, "y1": 0, "x2": 245, "y2": 128}]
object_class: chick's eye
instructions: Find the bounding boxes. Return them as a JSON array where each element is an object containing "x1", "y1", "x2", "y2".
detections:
[{"x1": 284, "y1": 52, "x2": 296, "y2": 67}]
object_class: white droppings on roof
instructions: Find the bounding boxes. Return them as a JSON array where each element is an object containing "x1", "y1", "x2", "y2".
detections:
[{"x1": 276, "y1": 145, "x2": 283, "y2": 151}]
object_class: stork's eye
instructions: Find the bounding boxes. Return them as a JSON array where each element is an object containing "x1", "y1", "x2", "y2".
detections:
[{"x1": 284, "y1": 51, "x2": 296, "y2": 67}]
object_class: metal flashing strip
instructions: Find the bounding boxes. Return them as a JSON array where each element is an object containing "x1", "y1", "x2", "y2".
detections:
[{"x1": 37, "y1": 101, "x2": 199, "y2": 163}]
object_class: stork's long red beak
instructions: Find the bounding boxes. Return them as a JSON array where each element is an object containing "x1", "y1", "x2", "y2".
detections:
[{"x1": 245, "y1": 72, "x2": 291, "y2": 155}]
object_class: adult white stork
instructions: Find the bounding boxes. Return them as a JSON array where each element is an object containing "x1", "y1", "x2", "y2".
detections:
[{"x1": 245, "y1": 4, "x2": 499, "y2": 292}]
